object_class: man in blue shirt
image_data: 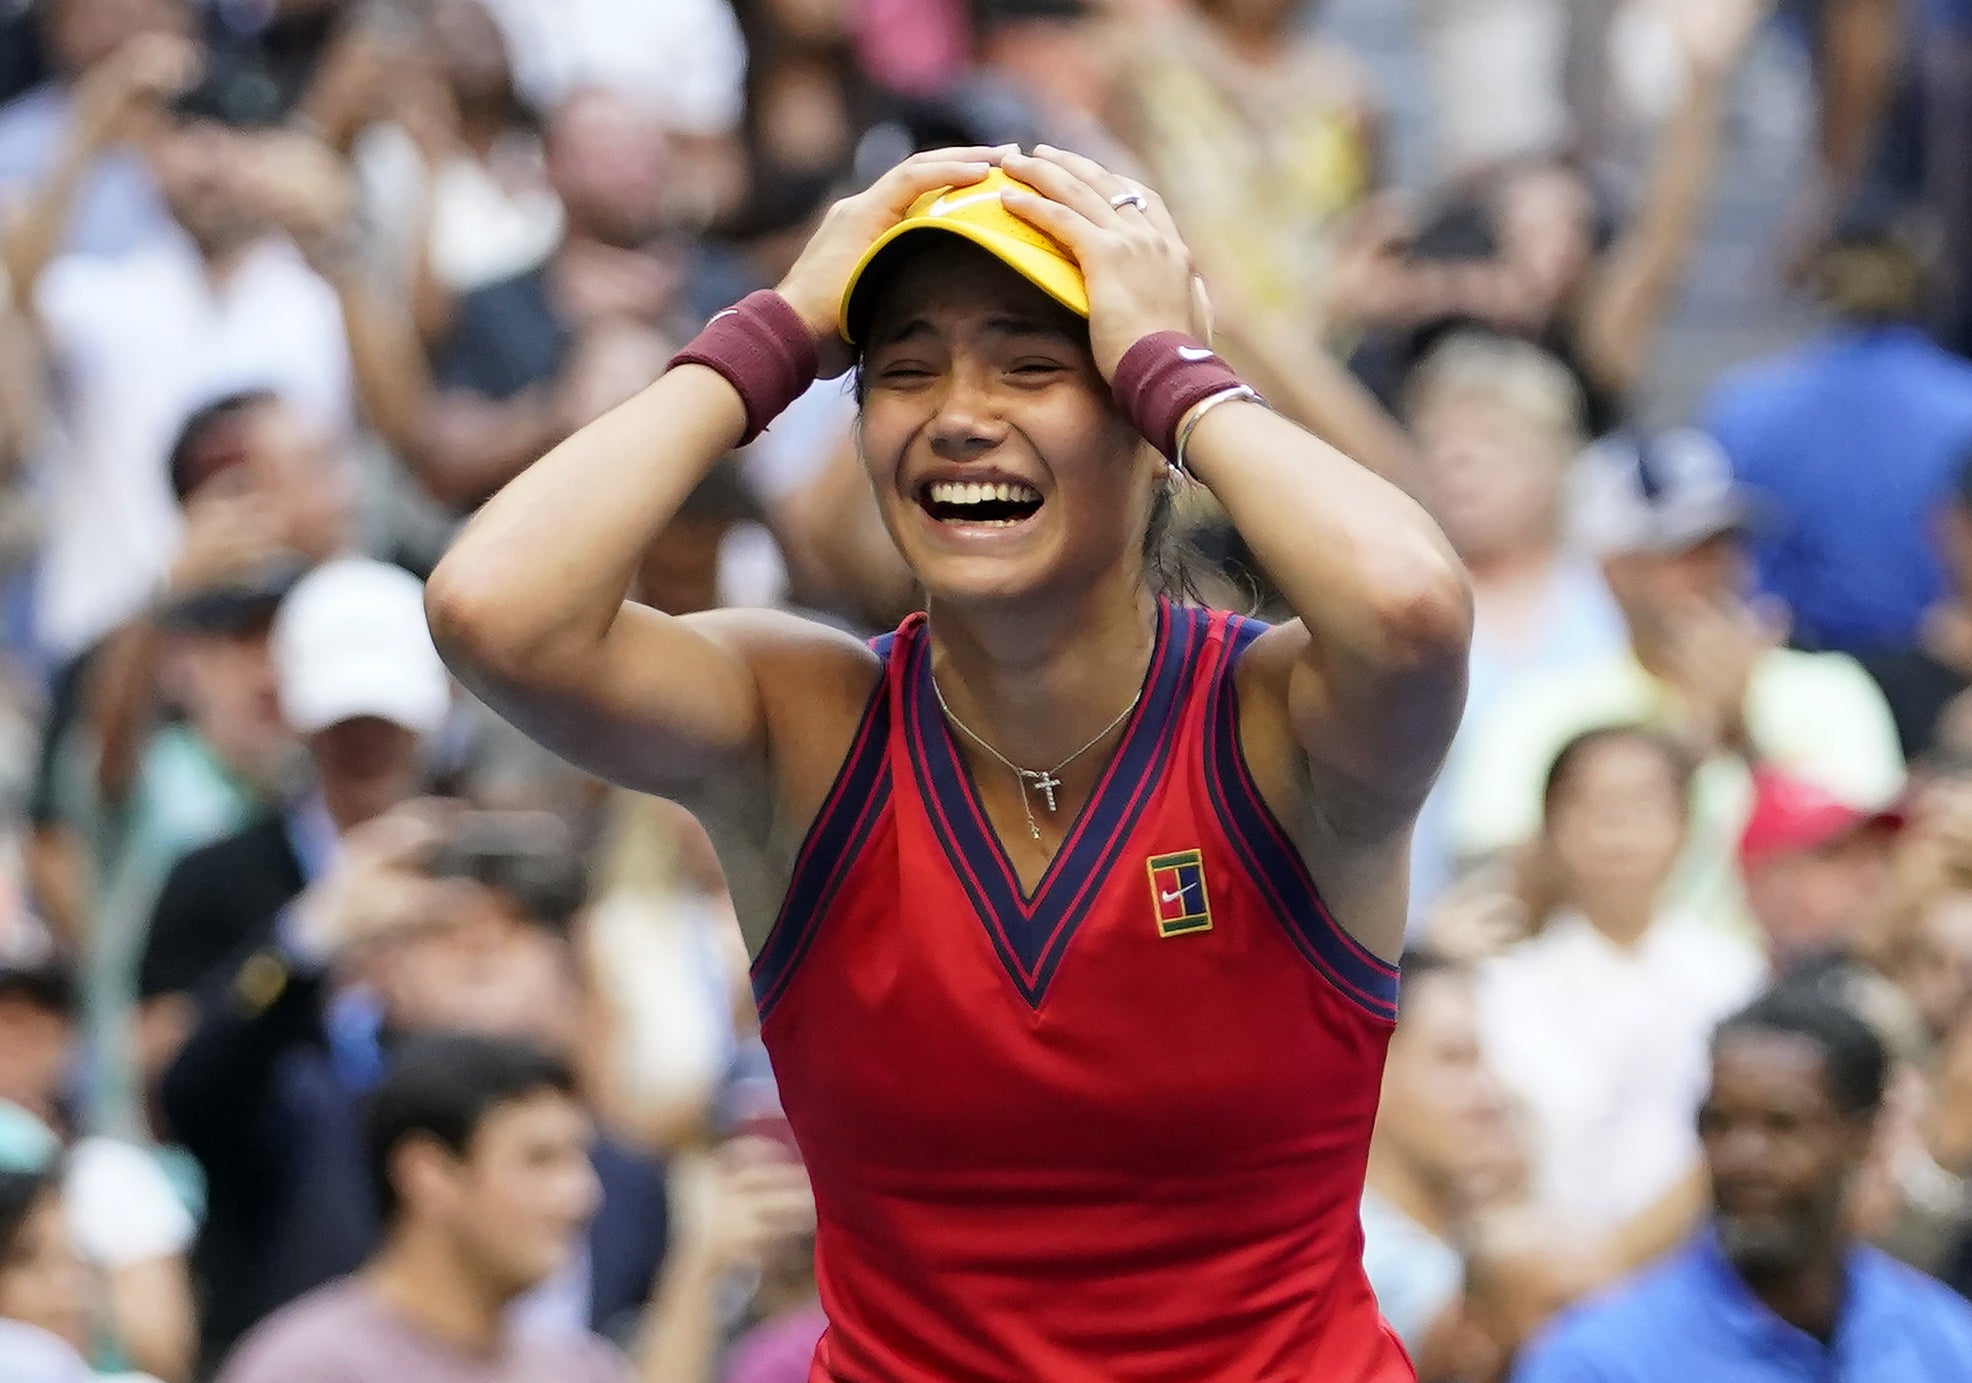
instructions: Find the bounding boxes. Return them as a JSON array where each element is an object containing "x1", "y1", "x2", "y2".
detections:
[
  {"x1": 1704, "y1": 218, "x2": 1972, "y2": 656},
  {"x1": 1512, "y1": 986, "x2": 1972, "y2": 1381}
]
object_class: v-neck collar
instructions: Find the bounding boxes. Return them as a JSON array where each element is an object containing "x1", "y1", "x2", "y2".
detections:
[{"x1": 902, "y1": 599, "x2": 1200, "y2": 1007}]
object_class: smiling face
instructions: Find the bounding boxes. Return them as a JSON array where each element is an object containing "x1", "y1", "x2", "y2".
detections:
[{"x1": 856, "y1": 241, "x2": 1160, "y2": 608}]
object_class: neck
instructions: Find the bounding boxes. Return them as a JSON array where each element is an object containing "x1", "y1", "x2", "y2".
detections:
[
  {"x1": 1737, "y1": 1241, "x2": 1849, "y2": 1343},
  {"x1": 1578, "y1": 893, "x2": 1657, "y2": 948},
  {"x1": 364, "y1": 1231, "x2": 510, "y2": 1356},
  {"x1": 1464, "y1": 538, "x2": 1559, "y2": 589},
  {"x1": 926, "y1": 573, "x2": 1157, "y2": 774},
  {"x1": 1365, "y1": 1137, "x2": 1455, "y2": 1240}
]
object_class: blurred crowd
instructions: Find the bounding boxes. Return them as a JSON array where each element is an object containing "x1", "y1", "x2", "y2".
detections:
[{"x1": 0, "y1": 0, "x2": 1969, "y2": 1379}]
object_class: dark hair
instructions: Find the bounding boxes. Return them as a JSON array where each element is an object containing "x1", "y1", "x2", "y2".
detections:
[
  {"x1": 365, "y1": 1034, "x2": 578, "y2": 1225},
  {"x1": 0, "y1": 956, "x2": 78, "y2": 1019},
  {"x1": 1541, "y1": 723, "x2": 1695, "y2": 821},
  {"x1": 1713, "y1": 985, "x2": 1889, "y2": 1119},
  {"x1": 168, "y1": 389, "x2": 279, "y2": 502},
  {"x1": 1397, "y1": 946, "x2": 1462, "y2": 1010},
  {"x1": 0, "y1": 1166, "x2": 60, "y2": 1266}
]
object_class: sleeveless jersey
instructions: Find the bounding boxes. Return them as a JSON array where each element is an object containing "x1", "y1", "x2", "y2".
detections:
[{"x1": 752, "y1": 600, "x2": 1414, "y2": 1383}]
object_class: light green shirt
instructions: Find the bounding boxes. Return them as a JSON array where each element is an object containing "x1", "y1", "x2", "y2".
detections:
[
  {"x1": 1448, "y1": 647, "x2": 1906, "y2": 934},
  {"x1": 58, "y1": 724, "x2": 260, "y2": 1137}
]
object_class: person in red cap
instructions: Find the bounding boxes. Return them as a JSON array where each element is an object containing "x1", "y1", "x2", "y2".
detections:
[
  {"x1": 1739, "y1": 766, "x2": 1903, "y2": 970},
  {"x1": 429, "y1": 145, "x2": 1470, "y2": 1381}
]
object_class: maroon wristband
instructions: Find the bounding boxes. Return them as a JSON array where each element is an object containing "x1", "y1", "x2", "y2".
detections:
[
  {"x1": 667, "y1": 290, "x2": 820, "y2": 446},
  {"x1": 1111, "y1": 331, "x2": 1245, "y2": 461}
]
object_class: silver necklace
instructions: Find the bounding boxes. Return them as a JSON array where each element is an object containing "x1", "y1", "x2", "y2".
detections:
[{"x1": 929, "y1": 672, "x2": 1142, "y2": 841}]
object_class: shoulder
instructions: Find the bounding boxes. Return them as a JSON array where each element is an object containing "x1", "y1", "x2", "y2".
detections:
[
  {"x1": 165, "y1": 812, "x2": 291, "y2": 879},
  {"x1": 520, "y1": 1330, "x2": 636, "y2": 1383},
  {"x1": 1853, "y1": 1247, "x2": 1972, "y2": 1353},
  {"x1": 215, "y1": 1282, "x2": 371, "y2": 1383},
  {"x1": 1512, "y1": 1256, "x2": 1698, "y2": 1383}
]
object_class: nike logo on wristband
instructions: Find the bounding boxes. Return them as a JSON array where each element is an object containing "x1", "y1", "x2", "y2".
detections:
[
  {"x1": 1177, "y1": 346, "x2": 1216, "y2": 362},
  {"x1": 709, "y1": 308, "x2": 740, "y2": 323}
]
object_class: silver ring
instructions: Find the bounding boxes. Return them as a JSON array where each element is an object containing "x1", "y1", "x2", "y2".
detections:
[{"x1": 1109, "y1": 189, "x2": 1149, "y2": 213}]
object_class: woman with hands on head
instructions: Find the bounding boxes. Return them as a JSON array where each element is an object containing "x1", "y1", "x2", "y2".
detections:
[{"x1": 428, "y1": 145, "x2": 1470, "y2": 1381}]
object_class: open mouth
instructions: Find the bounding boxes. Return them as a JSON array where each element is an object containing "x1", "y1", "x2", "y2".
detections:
[{"x1": 918, "y1": 479, "x2": 1044, "y2": 527}]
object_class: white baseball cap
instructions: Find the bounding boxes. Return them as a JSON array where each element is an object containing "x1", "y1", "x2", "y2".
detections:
[
  {"x1": 1571, "y1": 428, "x2": 1765, "y2": 557},
  {"x1": 273, "y1": 558, "x2": 451, "y2": 739}
]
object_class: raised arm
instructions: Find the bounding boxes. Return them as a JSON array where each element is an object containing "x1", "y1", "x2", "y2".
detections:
[
  {"x1": 1576, "y1": 0, "x2": 1776, "y2": 398},
  {"x1": 1, "y1": 34, "x2": 197, "y2": 309},
  {"x1": 1000, "y1": 148, "x2": 1471, "y2": 960},
  {"x1": 424, "y1": 149, "x2": 1006, "y2": 802}
]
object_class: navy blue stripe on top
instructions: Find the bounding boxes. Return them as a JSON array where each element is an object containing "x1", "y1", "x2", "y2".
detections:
[
  {"x1": 751, "y1": 635, "x2": 896, "y2": 1019},
  {"x1": 903, "y1": 599, "x2": 1199, "y2": 1007},
  {"x1": 1201, "y1": 615, "x2": 1400, "y2": 1023}
]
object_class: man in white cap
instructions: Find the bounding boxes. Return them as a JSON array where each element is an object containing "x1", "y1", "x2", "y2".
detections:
[
  {"x1": 133, "y1": 559, "x2": 451, "y2": 1083},
  {"x1": 1446, "y1": 428, "x2": 1905, "y2": 935}
]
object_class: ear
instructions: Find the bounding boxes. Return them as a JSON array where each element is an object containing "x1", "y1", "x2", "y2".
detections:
[{"x1": 390, "y1": 1133, "x2": 460, "y2": 1214}]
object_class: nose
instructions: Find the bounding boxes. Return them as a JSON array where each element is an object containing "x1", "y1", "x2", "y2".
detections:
[{"x1": 927, "y1": 364, "x2": 1009, "y2": 463}]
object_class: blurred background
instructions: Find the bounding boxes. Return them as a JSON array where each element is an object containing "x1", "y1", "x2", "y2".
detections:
[{"x1": 0, "y1": 0, "x2": 1970, "y2": 1379}]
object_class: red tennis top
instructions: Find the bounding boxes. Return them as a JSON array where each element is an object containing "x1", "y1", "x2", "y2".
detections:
[{"x1": 753, "y1": 600, "x2": 1414, "y2": 1382}]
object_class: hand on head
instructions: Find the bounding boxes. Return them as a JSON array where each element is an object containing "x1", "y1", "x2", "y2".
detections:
[{"x1": 996, "y1": 146, "x2": 1201, "y2": 377}]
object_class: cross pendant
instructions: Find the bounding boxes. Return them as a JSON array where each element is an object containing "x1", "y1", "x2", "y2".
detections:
[{"x1": 1027, "y1": 770, "x2": 1062, "y2": 813}]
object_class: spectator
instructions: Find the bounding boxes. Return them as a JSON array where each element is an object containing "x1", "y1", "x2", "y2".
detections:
[
  {"x1": 0, "y1": 1167, "x2": 96, "y2": 1382},
  {"x1": 1405, "y1": 331, "x2": 1626, "y2": 904},
  {"x1": 639, "y1": 1134, "x2": 819, "y2": 1383},
  {"x1": 1862, "y1": 451, "x2": 1972, "y2": 760},
  {"x1": 1739, "y1": 766, "x2": 1903, "y2": 972},
  {"x1": 1450, "y1": 427, "x2": 1905, "y2": 931},
  {"x1": 0, "y1": 0, "x2": 191, "y2": 259},
  {"x1": 135, "y1": 557, "x2": 448, "y2": 1078},
  {"x1": 1361, "y1": 950, "x2": 1515, "y2": 1377},
  {"x1": 1512, "y1": 985, "x2": 1972, "y2": 1381},
  {"x1": 45, "y1": 390, "x2": 352, "y2": 1135},
  {"x1": 0, "y1": 951, "x2": 196, "y2": 1381},
  {"x1": 351, "y1": 0, "x2": 561, "y2": 334},
  {"x1": 1473, "y1": 727, "x2": 1766, "y2": 1234},
  {"x1": 406, "y1": 87, "x2": 694, "y2": 508},
  {"x1": 158, "y1": 803, "x2": 666, "y2": 1369},
  {"x1": 1704, "y1": 211, "x2": 1972, "y2": 656},
  {"x1": 1346, "y1": 0, "x2": 1773, "y2": 436},
  {"x1": 1108, "y1": 0, "x2": 1380, "y2": 344},
  {"x1": 213, "y1": 1033, "x2": 632, "y2": 1383},
  {"x1": 3, "y1": 44, "x2": 354, "y2": 664}
]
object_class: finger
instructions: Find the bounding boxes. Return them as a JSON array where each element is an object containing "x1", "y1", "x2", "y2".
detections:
[
  {"x1": 997, "y1": 187, "x2": 1101, "y2": 260},
  {"x1": 1002, "y1": 150, "x2": 1122, "y2": 227},
  {"x1": 865, "y1": 155, "x2": 1000, "y2": 217}
]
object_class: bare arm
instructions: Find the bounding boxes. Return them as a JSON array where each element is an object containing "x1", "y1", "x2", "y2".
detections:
[
  {"x1": 1818, "y1": 0, "x2": 1905, "y2": 197},
  {"x1": 0, "y1": 279, "x2": 42, "y2": 473},
  {"x1": 104, "y1": 1254, "x2": 197, "y2": 1383},
  {"x1": 427, "y1": 149, "x2": 1005, "y2": 799},
  {"x1": 1, "y1": 35, "x2": 197, "y2": 307},
  {"x1": 1001, "y1": 148, "x2": 1469, "y2": 963},
  {"x1": 1577, "y1": 0, "x2": 1776, "y2": 398}
]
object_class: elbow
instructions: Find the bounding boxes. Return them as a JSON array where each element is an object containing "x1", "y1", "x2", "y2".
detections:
[
  {"x1": 1364, "y1": 543, "x2": 1474, "y2": 671},
  {"x1": 424, "y1": 555, "x2": 507, "y2": 676}
]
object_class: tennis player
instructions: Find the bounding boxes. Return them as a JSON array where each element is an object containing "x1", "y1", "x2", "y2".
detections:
[{"x1": 428, "y1": 145, "x2": 1471, "y2": 1381}]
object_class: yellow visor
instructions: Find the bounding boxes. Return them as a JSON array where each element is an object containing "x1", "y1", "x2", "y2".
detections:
[{"x1": 839, "y1": 168, "x2": 1090, "y2": 345}]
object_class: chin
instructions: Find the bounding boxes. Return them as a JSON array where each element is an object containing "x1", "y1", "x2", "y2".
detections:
[{"x1": 1716, "y1": 1215, "x2": 1813, "y2": 1276}]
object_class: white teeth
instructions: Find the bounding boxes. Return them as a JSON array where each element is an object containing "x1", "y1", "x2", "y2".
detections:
[{"x1": 923, "y1": 478, "x2": 1043, "y2": 519}]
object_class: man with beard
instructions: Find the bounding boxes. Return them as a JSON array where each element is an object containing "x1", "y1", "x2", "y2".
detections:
[{"x1": 1512, "y1": 986, "x2": 1972, "y2": 1381}]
